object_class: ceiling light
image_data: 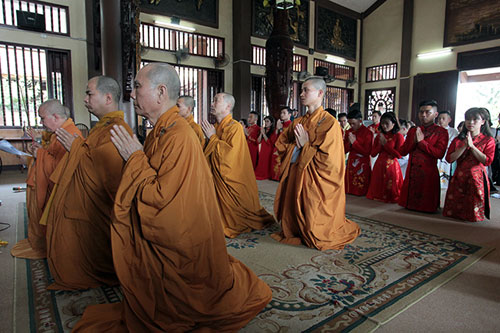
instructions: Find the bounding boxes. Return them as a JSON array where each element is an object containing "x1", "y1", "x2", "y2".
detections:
[
  {"x1": 325, "y1": 55, "x2": 346, "y2": 65},
  {"x1": 276, "y1": 0, "x2": 294, "y2": 10},
  {"x1": 154, "y1": 20, "x2": 196, "y2": 32},
  {"x1": 417, "y1": 48, "x2": 453, "y2": 59}
]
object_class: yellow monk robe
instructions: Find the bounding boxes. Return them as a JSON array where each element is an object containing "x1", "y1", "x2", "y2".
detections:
[
  {"x1": 204, "y1": 114, "x2": 275, "y2": 238},
  {"x1": 185, "y1": 113, "x2": 205, "y2": 146},
  {"x1": 73, "y1": 106, "x2": 272, "y2": 332},
  {"x1": 272, "y1": 107, "x2": 360, "y2": 250},
  {"x1": 41, "y1": 111, "x2": 131, "y2": 290},
  {"x1": 11, "y1": 120, "x2": 82, "y2": 259}
]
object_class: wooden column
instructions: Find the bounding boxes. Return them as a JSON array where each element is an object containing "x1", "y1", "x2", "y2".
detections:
[
  {"x1": 232, "y1": 0, "x2": 252, "y2": 121},
  {"x1": 398, "y1": 0, "x2": 413, "y2": 120}
]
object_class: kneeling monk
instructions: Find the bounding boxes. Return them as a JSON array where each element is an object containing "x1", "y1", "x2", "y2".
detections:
[
  {"x1": 41, "y1": 76, "x2": 132, "y2": 290},
  {"x1": 73, "y1": 63, "x2": 272, "y2": 332}
]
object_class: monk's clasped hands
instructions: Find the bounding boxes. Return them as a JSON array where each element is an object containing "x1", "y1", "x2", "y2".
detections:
[
  {"x1": 201, "y1": 120, "x2": 216, "y2": 139},
  {"x1": 56, "y1": 128, "x2": 79, "y2": 152},
  {"x1": 110, "y1": 125, "x2": 143, "y2": 161},
  {"x1": 294, "y1": 124, "x2": 309, "y2": 148}
]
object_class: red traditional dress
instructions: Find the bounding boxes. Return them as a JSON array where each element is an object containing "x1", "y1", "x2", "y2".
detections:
[
  {"x1": 255, "y1": 130, "x2": 277, "y2": 180},
  {"x1": 398, "y1": 124, "x2": 448, "y2": 212},
  {"x1": 344, "y1": 125, "x2": 373, "y2": 196},
  {"x1": 443, "y1": 134, "x2": 495, "y2": 222},
  {"x1": 366, "y1": 132, "x2": 404, "y2": 203},
  {"x1": 368, "y1": 123, "x2": 380, "y2": 133},
  {"x1": 270, "y1": 120, "x2": 292, "y2": 181},
  {"x1": 246, "y1": 124, "x2": 260, "y2": 169}
]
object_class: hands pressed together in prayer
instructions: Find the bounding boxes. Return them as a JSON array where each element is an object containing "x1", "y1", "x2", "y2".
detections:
[
  {"x1": 276, "y1": 120, "x2": 283, "y2": 131},
  {"x1": 201, "y1": 120, "x2": 216, "y2": 139},
  {"x1": 369, "y1": 126, "x2": 376, "y2": 134},
  {"x1": 56, "y1": 128, "x2": 79, "y2": 152},
  {"x1": 110, "y1": 125, "x2": 143, "y2": 161},
  {"x1": 294, "y1": 124, "x2": 309, "y2": 148},
  {"x1": 415, "y1": 127, "x2": 424, "y2": 142},
  {"x1": 31, "y1": 142, "x2": 42, "y2": 158},
  {"x1": 348, "y1": 132, "x2": 356, "y2": 145},
  {"x1": 465, "y1": 131, "x2": 475, "y2": 148},
  {"x1": 378, "y1": 133, "x2": 387, "y2": 146}
]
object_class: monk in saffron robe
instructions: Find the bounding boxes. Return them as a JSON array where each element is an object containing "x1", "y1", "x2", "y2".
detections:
[
  {"x1": 73, "y1": 63, "x2": 272, "y2": 332},
  {"x1": 246, "y1": 111, "x2": 260, "y2": 169},
  {"x1": 11, "y1": 100, "x2": 82, "y2": 259},
  {"x1": 344, "y1": 110, "x2": 373, "y2": 196},
  {"x1": 41, "y1": 76, "x2": 132, "y2": 290},
  {"x1": 272, "y1": 77, "x2": 360, "y2": 251},
  {"x1": 177, "y1": 95, "x2": 205, "y2": 146},
  {"x1": 399, "y1": 100, "x2": 448, "y2": 212},
  {"x1": 201, "y1": 93, "x2": 274, "y2": 238},
  {"x1": 271, "y1": 107, "x2": 292, "y2": 181}
]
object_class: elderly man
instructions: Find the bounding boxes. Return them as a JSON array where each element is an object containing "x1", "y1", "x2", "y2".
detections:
[
  {"x1": 11, "y1": 100, "x2": 82, "y2": 259},
  {"x1": 177, "y1": 95, "x2": 205, "y2": 146},
  {"x1": 73, "y1": 63, "x2": 271, "y2": 332},
  {"x1": 399, "y1": 100, "x2": 448, "y2": 212},
  {"x1": 272, "y1": 77, "x2": 360, "y2": 251},
  {"x1": 201, "y1": 93, "x2": 274, "y2": 238},
  {"x1": 40, "y1": 76, "x2": 132, "y2": 290}
]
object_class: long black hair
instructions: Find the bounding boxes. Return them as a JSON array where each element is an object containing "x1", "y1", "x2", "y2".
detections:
[
  {"x1": 263, "y1": 115, "x2": 275, "y2": 138},
  {"x1": 380, "y1": 112, "x2": 400, "y2": 134},
  {"x1": 458, "y1": 107, "x2": 492, "y2": 140}
]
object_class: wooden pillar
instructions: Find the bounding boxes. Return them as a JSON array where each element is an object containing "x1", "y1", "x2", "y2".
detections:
[
  {"x1": 100, "y1": 0, "x2": 136, "y2": 131},
  {"x1": 398, "y1": 0, "x2": 413, "y2": 119},
  {"x1": 232, "y1": 0, "x2": 252, "y2": 121}
]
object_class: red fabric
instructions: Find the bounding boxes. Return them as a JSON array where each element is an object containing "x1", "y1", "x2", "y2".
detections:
[
  {"x1": 246, "y1": 124, "x2": 260, "y2": 169},
  {"x1": 368, "y1": 123, "x2": 380, "y2": 133},
  {"x1": 270, "y1": 120, "x2": 292, "y2": 181},
  {"x1": 443, "y1": 134, "x2": 495, "y2": 222},
  {"x1": 344, "y1": 125, "x2": 373, "y2": 196},
  {"x1": 398, "y1": 124, "x2": 448, "y2": 212},
  {"x1": 255, "y1": 130, "x2": 277, "y2": 180},
  {"x1": 366, "y1": 132, "x2": 404, "y2": 203}
]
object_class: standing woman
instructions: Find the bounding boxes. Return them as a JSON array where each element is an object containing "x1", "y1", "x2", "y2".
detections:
[
  {"x1": 443, "y1": 108, "x2": 495, "y2": 222},
  {"x1": 367, "y1": 112, "x2": 404, "y2": 203},
  {"x1": 255, "y1": 116, "x2": 277, "y2": 180}
]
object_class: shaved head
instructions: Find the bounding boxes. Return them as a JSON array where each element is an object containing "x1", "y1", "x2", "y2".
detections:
[
  {"x1": 39, "y1": 99, "x2": 68, "y2": 119},
  {"x1": 95, "y1": 76, "x2": 121, "y2": 104},
  {"x1": 145, "y1": 63, "x2": 180, "y2": 102}
]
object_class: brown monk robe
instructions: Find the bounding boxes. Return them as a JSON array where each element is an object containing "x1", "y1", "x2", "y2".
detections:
[
  {"x1": 73, "y1": 63, "x2": 272, "y2": 332},
  {"x1": 201, "y1": 93, "x2": 275, "y2": 238},
  {"x1": 11, "y1": 100, "x2": 82, "y2": 259},
  {"x1": 272, "y1": 78, "x2": 360, "y2": 250},
  {"x1": 40, "y1": 76, "x2": 132, "y2": 290},
  {"x1": 177, "y1": 95, "x2": 206, "y2": 146}
]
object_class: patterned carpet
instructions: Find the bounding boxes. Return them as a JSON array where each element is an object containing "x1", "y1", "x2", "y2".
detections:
[{"x1": 24, "y1": 193, "x2": 492, "y2": 332}]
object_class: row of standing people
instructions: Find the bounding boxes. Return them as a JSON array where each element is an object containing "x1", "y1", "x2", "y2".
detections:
[{"x1": 342, "y1": 100, "x2": 495, "y2": 222}]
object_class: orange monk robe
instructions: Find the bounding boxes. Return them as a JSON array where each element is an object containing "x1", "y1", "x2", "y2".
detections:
[
  {"x1": 11, "y1": 120, "x2": 82, "y2": 259},
  {"x1": 73, "y1": 106, "x2": 272, "y2": 332},
  {"x1": 272, "y1": 107, "x2": 360, "y2": 250},
  {"x1": 204, "y1": 115, "x2": 275, "y2": 238},
  {"x1": 41, "y1": 111, "x2": 131, "y2": 290},
  {"x1": 185, "y1": 113, "x2": 205, "y2": 146}
]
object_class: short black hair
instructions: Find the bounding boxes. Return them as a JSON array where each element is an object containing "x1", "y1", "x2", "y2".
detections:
[
  {"x1": 338, "y1": 112, "x2": 347, "y2": 119},
  {"x1": 438, "y1": 110, "x2": 451, "y2": 116},
  {"x1": 280, "y1": 106, "x2": 292, "y2": 114},
  {"x1": 325, "y1": 108, "x2": 337, "y2": 118},
  {"x1": 372, "y1": 110, "x2": 382, "y2": 117},
  {"x1": 347, "y1": 110, "x2": 362, "y2": 120},
  {"x1": 419, "y1": 99, "x2": 438, "y2": 108}
]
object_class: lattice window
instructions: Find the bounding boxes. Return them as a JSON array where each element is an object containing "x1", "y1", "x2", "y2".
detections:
[
  {"x1": 252, "y1": 45, "x2": 306, "y2": 73},
  {"x1": 0, "y1": 0, "x2": 69, "y2": 35},
  {"x1": 314, "y1": 59, "x2": 355, "y2": 81},
  {"x1": 324, "y1": 86, "x2": 353, "y2": 113},
  {"x1": 140, "y1": 22, "x2": 224, "y2": 58},
  {"x1": 364, "y1": 88, "x2": 396, "y2": 119},
  {"x1": 0, "y1": 42, "x2": 70, "y2": 127},
  {"x1": 366, "y1": 63, "x2": 397, "y2": 82}
]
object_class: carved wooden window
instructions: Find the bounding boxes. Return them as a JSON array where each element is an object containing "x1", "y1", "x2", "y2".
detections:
[
  {"x1": 0, "y1": 42, "x2": 71, "y2": 127},
  {"x1": 366, "y1": 63, "x2": 397, "y2": 82},
  {"x1": 140, "y1": 22, "x2": 224, "y2": 58},
  {"x1": 292, "y1": 54, "x2": 307, "y2": 72},
  {"x1": 313, "y1": 59, "x2": 355, "y2": 81},
  {"x1": 0, "y1": 0, "x2": 69, "y2": 35},
  {"x1": 324, "y1": 86, "x2": 353, "y2": 113},
  {"x1": 364, "y1": 88, "x2": 396, "y2": 119}
]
